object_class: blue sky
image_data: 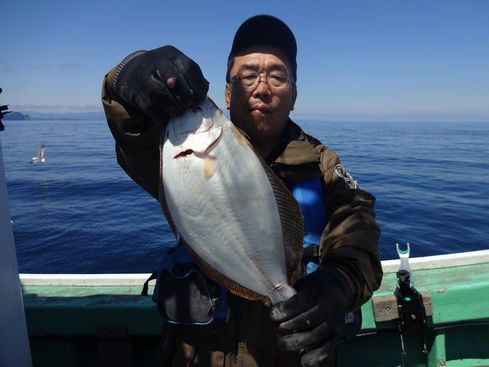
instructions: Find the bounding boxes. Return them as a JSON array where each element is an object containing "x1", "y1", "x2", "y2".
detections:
[{"x1": 1, "y1": 0, "x2": 488, "y2": 121}]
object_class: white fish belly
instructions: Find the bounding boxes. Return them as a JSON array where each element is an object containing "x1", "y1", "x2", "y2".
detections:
[{"x1": 162, "y1": 98, "x2": 295, "y2": 303}]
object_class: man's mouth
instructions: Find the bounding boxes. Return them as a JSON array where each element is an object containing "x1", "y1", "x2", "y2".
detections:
[{"x1": 250, "y1": 104, "x2": 270, "y2": 114}]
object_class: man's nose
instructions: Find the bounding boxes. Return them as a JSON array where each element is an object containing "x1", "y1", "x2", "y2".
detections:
[{"x1": 252, "y1": 77, "x2": 271, "y2": 96}]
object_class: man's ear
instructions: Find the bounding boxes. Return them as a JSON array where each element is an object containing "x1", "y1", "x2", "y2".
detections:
[
  {"x1": 290, "y1": 83, "x2": 297, "y2": 111},
  {"x1": 225, "y1": 83, "x2": 231, "y2": 110}
]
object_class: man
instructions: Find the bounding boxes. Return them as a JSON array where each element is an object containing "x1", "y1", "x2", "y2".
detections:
[{"x1": 102, "y1": 15, "x2": 382, "y2": 367}]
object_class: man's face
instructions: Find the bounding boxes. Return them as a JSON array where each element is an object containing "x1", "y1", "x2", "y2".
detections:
[{"x1": 225, "y1": 46, "x2": 297, "y2": 154}]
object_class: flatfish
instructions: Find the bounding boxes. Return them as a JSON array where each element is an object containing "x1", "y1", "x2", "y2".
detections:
[{"x1": 161, "y1": 97, "x2": 303, "y2": 304}]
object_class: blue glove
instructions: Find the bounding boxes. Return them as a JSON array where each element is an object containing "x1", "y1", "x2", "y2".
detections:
[
  {"x1": 270, "y1": 267, "x2": 354, "y2": 367},
  {"x1": 113, "y1": 45, "x2": 208, "y2": 121}
]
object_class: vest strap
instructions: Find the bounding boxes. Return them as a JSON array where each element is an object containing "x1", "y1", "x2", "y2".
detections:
[{"x1": 302, "y1": 243, "x2": 320, "y2": 266}]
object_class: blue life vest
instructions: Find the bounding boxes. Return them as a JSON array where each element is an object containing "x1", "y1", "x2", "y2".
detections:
[
  {"x1": 292, "y1": 177, "x2": 362, "y2": 338},
  {"x1": 291, "y1": 178, "x2": 328, "y2": 274}
]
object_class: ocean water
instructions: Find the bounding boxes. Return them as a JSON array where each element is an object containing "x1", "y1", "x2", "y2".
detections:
[{"x1": 1, "y1": 118, "x2": 488, "y2": 273}]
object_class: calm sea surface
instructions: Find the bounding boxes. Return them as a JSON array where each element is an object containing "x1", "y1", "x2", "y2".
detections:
[{"x1": 1, "y1": 118, "x2": 488, "y2": 273}]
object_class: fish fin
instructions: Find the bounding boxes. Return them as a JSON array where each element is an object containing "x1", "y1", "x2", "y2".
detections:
[
  {"x1": 182, "y1": 240, "x2": 268, "y2": 303},
  {"x1": 261, "y1": 161, "x2": 304, "y2": 281}
]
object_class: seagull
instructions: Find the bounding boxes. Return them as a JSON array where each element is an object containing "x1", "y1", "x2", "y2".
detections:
[{"x1": 30, "y1": 144, "x2": 47, "y2": 163}]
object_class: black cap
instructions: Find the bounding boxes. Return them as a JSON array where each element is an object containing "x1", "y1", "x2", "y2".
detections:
[{"x1": 228, "y1": 15, "x2": 297, "y2": 81}]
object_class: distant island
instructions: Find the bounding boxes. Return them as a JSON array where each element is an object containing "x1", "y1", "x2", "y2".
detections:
[
  {"x1": 2, "y1": 111, "x2": 105, "y2": 121},
  {"x1": 3, "y1": 112, "x2": 30, "y2": 120}
]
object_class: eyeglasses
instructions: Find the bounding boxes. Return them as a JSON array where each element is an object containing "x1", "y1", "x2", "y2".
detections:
[{"x1": 228, "y1": 69, "x2": 293, "y2": 91}]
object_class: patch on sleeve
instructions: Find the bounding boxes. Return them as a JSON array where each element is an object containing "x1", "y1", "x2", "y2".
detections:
[{"x1": 334, "y1": 164, "x2": 358, "y2": 189}]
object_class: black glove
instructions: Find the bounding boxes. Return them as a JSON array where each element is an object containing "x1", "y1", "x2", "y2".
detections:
[
  {"x1": 270, "y1": 267, "x2": 354, "y2": 367},
  {"x1": 113, "y1": 45, "x2": 209, "y2": 121}
]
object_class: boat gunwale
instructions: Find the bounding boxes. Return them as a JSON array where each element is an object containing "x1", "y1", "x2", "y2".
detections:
[
  {"x1": 18, "y1": 249, "x2": 489, "y2": 286},
  {"x1": 381, "y1": 249, "x2": 489, "y2": 273}
]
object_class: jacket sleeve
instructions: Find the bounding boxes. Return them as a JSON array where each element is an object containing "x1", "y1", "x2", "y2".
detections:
[
  {"x1": 319, "y1": 148, "x2": 383, "y2": 309},
  {"x1": 101, "y1": 67, "x2": 166, "y2": 199}
]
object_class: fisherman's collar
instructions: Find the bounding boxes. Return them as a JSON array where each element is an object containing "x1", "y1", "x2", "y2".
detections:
[
  {"x1": 265, "y1": 120, "x2": 295, "y2": 164},
  {"x1": 265, "y1": 119, "x2": 321, "y2": 166}
]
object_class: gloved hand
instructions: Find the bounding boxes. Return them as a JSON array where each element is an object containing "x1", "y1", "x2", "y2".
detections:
[
  {"x1": 113, "y1": 45, "x2": 209, "y2": 122},
  {"x1": 270, "y1": 267, "x2": 354, "y2": 367}
]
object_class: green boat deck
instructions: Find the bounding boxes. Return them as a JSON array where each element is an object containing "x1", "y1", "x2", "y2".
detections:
[
  {"x1": 21, "y1": 251, "x2": 489, "y2": 367},
  {"x1": 338, "y1": 259, "x2": 489, "y2": 366}
]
